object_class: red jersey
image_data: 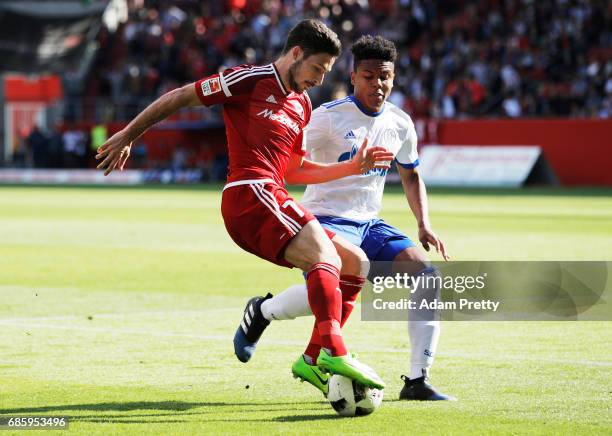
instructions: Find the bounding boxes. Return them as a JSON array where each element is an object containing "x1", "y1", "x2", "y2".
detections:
[{"x1": 195, "y1": 63, "x2": 312, "y2": 186}]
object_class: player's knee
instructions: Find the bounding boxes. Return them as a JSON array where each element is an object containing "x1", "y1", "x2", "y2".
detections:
[
  {"x1": 319, "y1": 248, "x2": 342, "y2": 271},
  {"x1": 341, "y1": 247, "x2": 369, "y2": 277},
  {"x1": 393, "y1": 247, "x2": 429, "y2": 276},
  {"x1": 301, "y1": 238, "x2": 341, "y2": 271},
  {"x1": 415, "y1": 266, "x2": 442, "y2": 298},
  {"x1": 394, "y1": 247, "x2": 428, "y2": 263}
]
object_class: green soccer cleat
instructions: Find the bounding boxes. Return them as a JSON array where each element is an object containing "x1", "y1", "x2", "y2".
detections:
[
  {"x1": 292, "y1": 355, "x2": 329, "y2": 397},
  {"x1": 316, "y1": 349, "x2": 385, "y2": 390}
]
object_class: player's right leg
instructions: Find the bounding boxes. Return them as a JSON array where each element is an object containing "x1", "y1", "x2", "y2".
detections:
[{"x1": 222, "y1": 181, "x2": 314, "y2": 363}]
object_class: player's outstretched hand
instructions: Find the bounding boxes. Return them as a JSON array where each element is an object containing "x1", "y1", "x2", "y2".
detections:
[
  {"x1": 96, "y1": 131, "x2": 133, "y2": 176},
  {"x1": 419, "y1": 227, "x2": 450, "y2": 261},
  {"x1": 352, "y1": 138, "x2": 395, "y2": 174}
]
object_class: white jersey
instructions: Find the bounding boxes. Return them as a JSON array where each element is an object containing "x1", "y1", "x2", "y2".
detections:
[{"x1": 300, "y1": 95, "x2": 419, "y2": 220}]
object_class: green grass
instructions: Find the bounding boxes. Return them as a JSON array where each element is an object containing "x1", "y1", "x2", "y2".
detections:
[{"x1": 0, "y1": 185, "x2": 611, "y2": 435}]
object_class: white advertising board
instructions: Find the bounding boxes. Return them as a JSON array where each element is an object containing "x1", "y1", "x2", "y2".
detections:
[
  {"x1": 0, "y1": 169, "x2": 143, "y2": 184},
  {"x1": 418, "y1": 146, "x2": 542, "y2": 187}
]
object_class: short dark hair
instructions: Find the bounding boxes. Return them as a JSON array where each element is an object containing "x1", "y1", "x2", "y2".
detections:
[
  {"x1": 283, "y1": 19, "x2": 341, "y2": 58},
  {"x1": 351, "y1": 35, "x2": 397, "y2": 68}
]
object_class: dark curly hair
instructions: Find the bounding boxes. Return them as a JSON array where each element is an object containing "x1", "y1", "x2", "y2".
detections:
[
  {"x1": 283, "y1": 19, "x2": 342, "y2": 58},
  {"x1": 351, "y1": 35, "x2": 397, "y2": 68}
]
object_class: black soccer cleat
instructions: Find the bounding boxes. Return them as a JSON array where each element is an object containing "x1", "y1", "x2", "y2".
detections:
[
  {"x1": 399, "y1": 375, "x2": 457, "y2": 401},
  {"x1": 233, "y1": 293, "x2": 273, "y2": 363}
]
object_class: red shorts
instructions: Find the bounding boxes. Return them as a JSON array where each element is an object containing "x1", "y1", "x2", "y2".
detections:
[{"x1": 221, "y1": 179, "x2": 333, "y2": 268}]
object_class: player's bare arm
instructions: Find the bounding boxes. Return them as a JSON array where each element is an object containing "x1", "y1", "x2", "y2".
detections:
[
  {"x1": 285, "y1": 138, "x2": 394, "y2": 184},
  {"x1": 96, "y1": 83, "x2": 201, "y2": 176},
  {"x1": 397, "y1": 165, "x2": 449, "y2": 260}
]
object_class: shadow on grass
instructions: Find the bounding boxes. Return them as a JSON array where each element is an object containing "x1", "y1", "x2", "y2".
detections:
[
  {"x1": 71, "y1": 414, "x2": 341, "y2": 425},
  {"x1": 1, "y1": 400, "x2": 340, "y2": 425},
  {"x1": 272, "y1": 413, "x2": 341, "y2": 422},
  {"x1": 73, "y1": 415, "x2": 342, "y2": 424},
  {"x1": 0, "y1": 401, "x2": 215, "y2": 414},
  {"x1": 0, "y1": 400, "x2": 325, "y2": 415}
]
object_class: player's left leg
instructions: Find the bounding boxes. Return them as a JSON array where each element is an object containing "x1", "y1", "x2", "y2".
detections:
[
  {"x1": 367, "y1": 222, "x2": 455, "y2": 401},
  {"x1": 237, "y1": 229, "x2": 369, "y2": 394},
  {"x1": 282, "y1": 224, "x2": 383, "y2": 389},
  {"x1": 301, "y1": 234, "x2": 368, "y2": 367},
  {"x1": 290, "y1": 233, "x2": 368, "y2": 394},
  {"x1": 233, "y1": 209, "x2": 382, "y2": 389},
  {"x1": 389, "y1": 246, "x2": 454, "y2": 400},
  {"x1": 246, "y1": 231, "x2": 367, "y2": 394}
]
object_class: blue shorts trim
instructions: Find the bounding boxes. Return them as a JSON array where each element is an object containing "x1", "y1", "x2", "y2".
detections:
[{"x1": 316, "y1": 216, "x2": 415, "y2": 262}]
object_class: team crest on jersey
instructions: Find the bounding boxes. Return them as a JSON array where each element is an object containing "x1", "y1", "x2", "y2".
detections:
[
  {"x1": 381, "y1": 129, "x2": 399, "y2": 147},
  {"x1": 344, "y1": 130, "x2": 357, "y2": 139},
  {"x1": 201, "y1": 77, "x2": 221, "y2": 96}
]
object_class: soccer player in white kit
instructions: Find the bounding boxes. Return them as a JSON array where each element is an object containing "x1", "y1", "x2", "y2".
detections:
[{"x1": 234, "y1": 35, "x2": 455, "y2": 401}]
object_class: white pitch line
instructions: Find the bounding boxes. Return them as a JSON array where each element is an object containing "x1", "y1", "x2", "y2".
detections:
[
  {"x1": 0, "y1": 320, "x2": 301, "y2": 346},
  {"x1": 0, "y1": 308, "x2": 237, "y2": 323},
  {"x1": 0, "y1": 319, "x2": 610, "y2": 368}
]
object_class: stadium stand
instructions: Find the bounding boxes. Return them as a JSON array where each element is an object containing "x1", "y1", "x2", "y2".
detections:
[
  {"x1": 1, "y1": 0, "x2": 610, "y2": 183},
  {"x1": 83, "y1": 0, "x2": 611, "y2": 121}
]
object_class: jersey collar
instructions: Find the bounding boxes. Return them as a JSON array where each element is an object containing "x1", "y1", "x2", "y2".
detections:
[
  {"x1": 349, "y1": 95, "x2": 385, "y2": 117},
  {"x1": 271, "y1": 63, "x2": 289, "y2": 96}
]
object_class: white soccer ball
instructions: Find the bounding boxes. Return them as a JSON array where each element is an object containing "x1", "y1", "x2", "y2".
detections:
[{"x1": 327, "y1": 375, "x2": 384, "y2": 417}]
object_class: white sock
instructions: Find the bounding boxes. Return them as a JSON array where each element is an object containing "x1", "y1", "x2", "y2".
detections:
[
  {"x1": 260, "y1": 284, "x2": 311, "y2": 321},
  {"x1": 408, "y1": 320, "x2": 440, "y2": 379},
  {"x1": 408, "y1": 267, "x2": 441, "y2": 379}
]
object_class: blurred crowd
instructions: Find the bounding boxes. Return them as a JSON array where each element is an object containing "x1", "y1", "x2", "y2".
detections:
[
  {"x1": 14, "y1": 123, "x2": 230, "y2": 179},
  {"x1": 12, "y1": 125, "x2": 92, "y2": 169},
  {"x1": 84, "y1": 0, "x2": 612, "y2": 120}
]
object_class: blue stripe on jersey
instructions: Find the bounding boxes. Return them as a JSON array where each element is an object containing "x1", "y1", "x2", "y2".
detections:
[
  {"x1": 348, "y1": 95, "x2": 385, "y2": 117},
  {"x1": 322, "y1": 96, "x2": 351, "y2": 109},
  {"x1": 396, "y1": 158, "x2": 420, "y2": 169}
]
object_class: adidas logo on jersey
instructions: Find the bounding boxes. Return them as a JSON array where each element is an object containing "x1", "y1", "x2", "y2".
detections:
[
  {"x1": 344, "y1": 130, "x2": 356, "y2": 139},
  {"x1": 266, "y1": 94, "x2": 277, "y2": 104}
]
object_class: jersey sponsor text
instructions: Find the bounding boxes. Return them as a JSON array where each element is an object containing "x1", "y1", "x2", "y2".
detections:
[{"x1": 257, "y1": 108, "x2": 301, "y2": 134}]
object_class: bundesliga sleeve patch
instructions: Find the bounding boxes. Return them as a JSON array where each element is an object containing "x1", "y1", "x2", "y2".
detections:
[{"x1": 201, "y1": 77, "x2": 221, "y2": 96}]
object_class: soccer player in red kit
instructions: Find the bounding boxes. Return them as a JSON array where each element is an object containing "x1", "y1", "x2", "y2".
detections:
[{"x1": 96, "y1": 19, "x2": 390, "y2": 389}]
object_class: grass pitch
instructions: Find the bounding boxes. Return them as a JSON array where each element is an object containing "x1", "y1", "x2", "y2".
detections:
[{"x1": 1, "y1": 185, "x2": 611, "y2": 435}]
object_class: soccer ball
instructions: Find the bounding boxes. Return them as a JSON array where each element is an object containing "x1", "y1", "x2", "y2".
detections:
[{"x1": 327, "y1": 375, "x2": 383, "y2": 417}]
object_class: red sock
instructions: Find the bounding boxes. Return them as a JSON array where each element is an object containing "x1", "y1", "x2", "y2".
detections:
[
  {"x1": 303, "y1": 274, "x2": 364, "y2": 362},
  {"x1": 340, "y1": 275, "x2": 365, "y2": 327},
  {"x1": 306, "y1": 262, "x2": 346, "y2": 357},
  {"x1": 303, "y1": 322, "x2": 321, "y2": 364}
]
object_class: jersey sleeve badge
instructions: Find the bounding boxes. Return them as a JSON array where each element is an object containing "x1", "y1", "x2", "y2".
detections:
[{"x1": 201, "y1": 77, "x2": 221, "y2": 96}]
